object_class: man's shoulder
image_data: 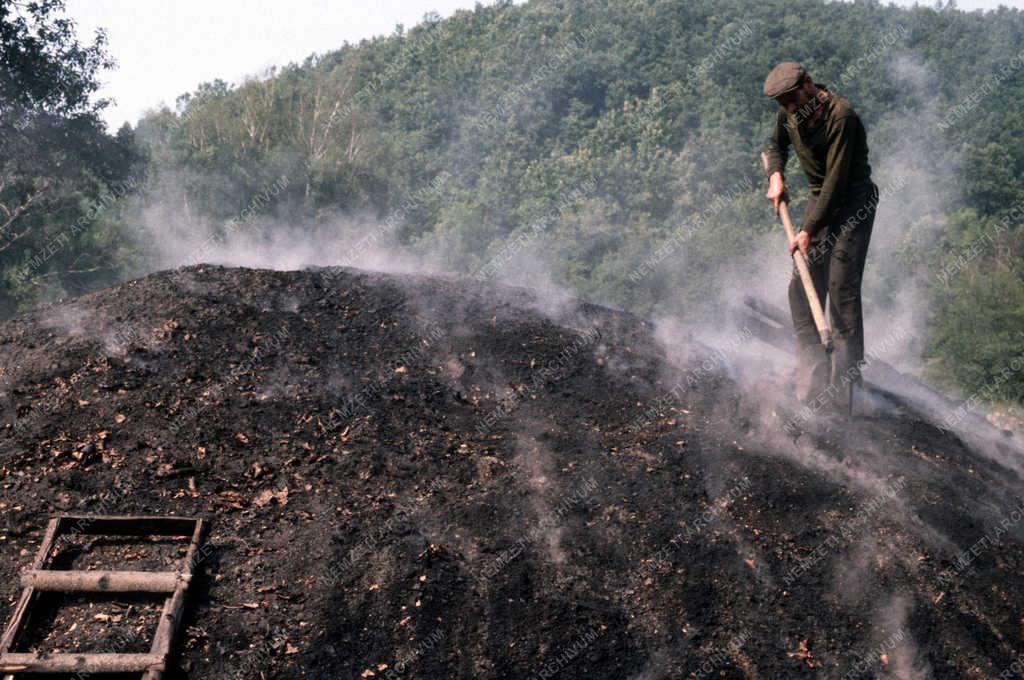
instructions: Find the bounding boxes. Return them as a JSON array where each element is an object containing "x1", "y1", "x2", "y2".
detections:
[{"x1": 827, "y1": 93, "x2": 860, "y2": 122}]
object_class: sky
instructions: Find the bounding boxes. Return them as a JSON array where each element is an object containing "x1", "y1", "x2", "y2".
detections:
[
  {"x1": 65, "y1": 0, "x2": 1024, "y2": 132},
  {"x1": 65, "y1": 0, "x2": 483, "y2": 131}
]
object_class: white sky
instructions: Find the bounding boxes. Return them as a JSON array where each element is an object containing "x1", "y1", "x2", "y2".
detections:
[
  {"x1": 65, "y1": 0, "x2": 484, "y2": 130},
  {"x1": 65, "y1": 0, "x2": 1024, "y2": 132}
]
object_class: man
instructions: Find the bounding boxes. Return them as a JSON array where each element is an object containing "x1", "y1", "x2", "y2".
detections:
[{"x1": 762, "y1": 61, "x2": 879, "y2": 415}]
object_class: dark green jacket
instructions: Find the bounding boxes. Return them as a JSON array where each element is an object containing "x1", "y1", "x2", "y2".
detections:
[{"x1": 764, "y1": 84, "x2": 873, "y2": 236}]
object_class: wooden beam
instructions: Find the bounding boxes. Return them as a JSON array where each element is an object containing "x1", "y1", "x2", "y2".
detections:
[
  {"x1": 21, "y1": 569, "x2": 186, "y2": 593},
  {"x1": 144, "y1": 519, "x2": 207, "y2": 680},
  {"x1": 0, "y1": 652, "x2": 164, "y2": 673},
  {"x1": 180, "y1": 517, "x2": 208, "y2": 577},
  {"x1": 0, "y1": 518, "x2": 60, "y2": 655},
  {"x1": 0, "y1": 514, "x2": 206, "y2": 680},
  {"x1": 741, "y1": 295, "x2": 790, "y2": 327}
]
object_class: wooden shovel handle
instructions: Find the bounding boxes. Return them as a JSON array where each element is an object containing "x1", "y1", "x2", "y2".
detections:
[{"x1": 761, "y1": 153, "x2": 832, "y2": 350}]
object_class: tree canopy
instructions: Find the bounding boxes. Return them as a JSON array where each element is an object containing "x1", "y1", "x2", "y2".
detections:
[{"x1": 0, "y1": 0, "x2": 140, "y2": 314}]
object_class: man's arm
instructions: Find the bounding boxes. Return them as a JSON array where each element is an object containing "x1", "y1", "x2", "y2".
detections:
[
  {"x1": 764, "y1": 110, "x2": 790, "y2": 178},
  {"x1": 765, "y1": 110, "x2": 790, "y2": 215},
  {"x1": 801, "y1": 114, "x2": 858, "y2": 236}
]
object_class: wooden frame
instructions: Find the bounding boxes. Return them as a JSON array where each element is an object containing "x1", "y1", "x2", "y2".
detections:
[{"x1": 0, "y1": 515, "x2": 206, "y2": 679}]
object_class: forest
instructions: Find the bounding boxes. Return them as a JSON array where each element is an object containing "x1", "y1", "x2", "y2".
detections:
[{"x1": 3, "y1": 0, "x2": 1022, "y2": 410}]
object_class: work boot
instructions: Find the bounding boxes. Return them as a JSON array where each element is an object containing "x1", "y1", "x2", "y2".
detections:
[
  {"x1": 801, "y1": 375, "x2": 853, "y2": 419},
  {"x1": 792, "y1": 341, "x2": 831, "y2": 406},
  {"x1": 847, "y1": 383, "x2": 871, "y2": 418},
  {"x1": 829, "y1": 381, "x2": 854, "y2": 417},
  {"x1": 829, "y1": 338, "x2": 864, "y2": 417}
]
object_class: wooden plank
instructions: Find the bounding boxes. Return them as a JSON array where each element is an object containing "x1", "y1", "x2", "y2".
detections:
[
  {"x1": 147, "y1": 519, "x2": 205, "y2": 660},
  {"x1": 142, "y1": 660, "x2": 166, "y2": 680},
  {"x1": 21, "y1": 569, "x2": 185, "y2": 593},
  {"x1": 0, "y1": 514, "x2": 205, "y2": 680},
  {"x1": 149, "y1": 585, "x2": 187, "y2": 656},
  {"x1": 742, "y1": 295, "x2": 790, "y2": 327},
  {"x1": 0, "y1": 518, "x2": 60, "y2": 656},
  {"x1": 29, "y1": 519, "x2": 60, "y2": 570},
  {"x1": 143, "y1": 588, "x2": 182, "y2": 680},
  {"x1": 736, "y1": 313, "x2": 791, "y2": 354},
  {"x1": 56, "y1": 515, "x2": 198, "y2": 537},
  {"x1": 0, "y1": 652, "x2": 164, "y2": 673},
  {"x1": 180, "y1": 517, "x2": 207, "y2": 577},
  {"x1": 145, "y1": 519, "x2": 206, "y2": 680}
]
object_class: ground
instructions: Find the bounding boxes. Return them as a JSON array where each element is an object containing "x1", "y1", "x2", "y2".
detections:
[{"x1": 0, "y1": 265, "x2": 1022, "y2": 679}]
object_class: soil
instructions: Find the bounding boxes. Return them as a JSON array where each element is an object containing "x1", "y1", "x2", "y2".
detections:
[{"x1": 0, "y1": 264, "x2": 1022, "y2": 679}]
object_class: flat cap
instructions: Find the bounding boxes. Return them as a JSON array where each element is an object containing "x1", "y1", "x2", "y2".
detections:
[{"x1": 763, "y1": 61, "x2": 807, "y2": 98}]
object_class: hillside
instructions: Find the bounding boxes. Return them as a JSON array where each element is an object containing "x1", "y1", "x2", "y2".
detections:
[
  {"x1": 5, "y1": 0, "x2": 1024, "y2": 412},
  {"x1": 1, "y1": 266, "x2": 1022, "y2": 678}
]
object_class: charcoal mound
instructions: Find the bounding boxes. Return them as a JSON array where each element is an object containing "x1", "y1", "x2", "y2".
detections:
[{"x1": 1, "y1": 265, "x2": 1022, "y2": 679}]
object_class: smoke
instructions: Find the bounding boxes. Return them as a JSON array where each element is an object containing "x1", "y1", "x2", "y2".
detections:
[
  {"x1": 701, "y1": 50, "x2": 955, "y2": 375},
  {"x1": 38, "y1": 303, "x2": 90, "y2": 340},
  {"x1": 513, "y1": 433, "x2": 569, "y2": 566},
  {"x1": 861, "y1": 51, "x2": 956, "y2": 376},
  {"x1": 625, "y1": 58, "x2": 1024, "y2": 648},
  {"x1": 659, "y1": 43, "x2": 1024, "y2": 458},
  {"x1": 135, "y1": 197, "x2": 439, "y2": 278},
  {"x1": 875, "y1": 596, "x2": 932, "y2": 680},
  {"x1": 119, "y1": 8, "x2": 1019, "y2": 472}
]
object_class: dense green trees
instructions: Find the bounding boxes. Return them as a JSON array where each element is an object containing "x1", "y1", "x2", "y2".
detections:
[
  {"x1": 2, "y1": 0, "x2": 1022, "y2": 410},
  {"x1": 0, "y1": 0, "x2": 141, "y2": 315}
]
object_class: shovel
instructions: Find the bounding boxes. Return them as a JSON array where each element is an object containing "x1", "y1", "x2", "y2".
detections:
[{"x1": 760, "y1": 152, "x2": 832, "y2": 352}]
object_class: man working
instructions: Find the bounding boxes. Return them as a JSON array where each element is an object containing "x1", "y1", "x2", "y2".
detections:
[{"x1": 762, "y1": 61, "x2": 879, "y2": 415}]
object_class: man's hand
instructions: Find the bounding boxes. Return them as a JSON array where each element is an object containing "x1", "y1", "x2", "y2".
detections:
[
  {"x1": 765, "y1": 171, "x2": 786, "y2": 216},
  {"x1": 790, "y1": 231, "x2": 810, "y2": 258}
]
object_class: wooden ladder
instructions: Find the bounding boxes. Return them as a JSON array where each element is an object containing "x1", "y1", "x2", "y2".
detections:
[{"x1": 0, "y1": 515, "x2": 206, "y2": 679}]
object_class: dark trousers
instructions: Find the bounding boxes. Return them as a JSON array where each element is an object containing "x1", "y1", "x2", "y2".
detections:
[{"x1": 788, "y1": 180, "x2": 878, "y2": 411}]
